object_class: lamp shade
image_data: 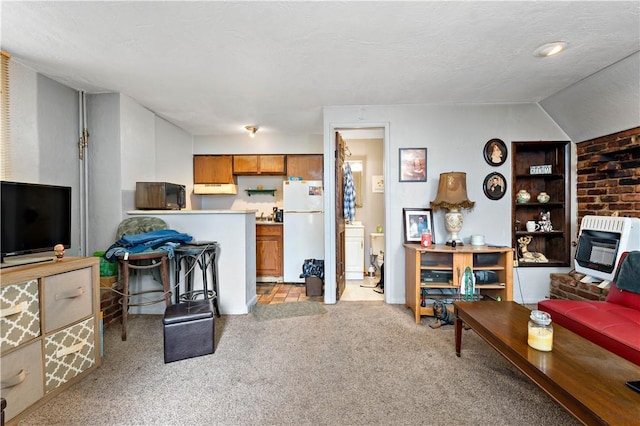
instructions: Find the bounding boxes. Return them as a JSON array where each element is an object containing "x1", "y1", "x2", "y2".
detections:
[{"x1": 430, "y1": 172, "x2": 475, "y2": 211}]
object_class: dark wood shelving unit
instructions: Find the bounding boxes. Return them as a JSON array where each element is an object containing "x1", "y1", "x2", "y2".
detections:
[{"x1": 511, "y1": 141, "x2": 571, "y2": 267}]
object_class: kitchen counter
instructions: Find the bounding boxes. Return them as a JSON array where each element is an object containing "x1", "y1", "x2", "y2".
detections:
[
  {"x1": 127, "y1": 209, "x2": 257, "y2": 314},
  {"x1": 256, "y1": 221, "x2": 283, "y2": 225}
]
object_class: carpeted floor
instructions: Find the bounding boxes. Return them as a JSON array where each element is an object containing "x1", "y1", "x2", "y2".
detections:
[
  {"x1": 252, "y1": 300, "x2": 327, "y2": 321},
  {"x1": 18, "y1": 302, "x2": 579, "y2": 425}
]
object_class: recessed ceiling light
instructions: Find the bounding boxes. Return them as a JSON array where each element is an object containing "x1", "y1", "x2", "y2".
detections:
[{"x1": 533, "y1": 42, "x2": 568, "y2": 57}]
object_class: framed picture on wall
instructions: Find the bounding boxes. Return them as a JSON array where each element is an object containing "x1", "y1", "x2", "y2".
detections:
[
  {"x1": 403, "y1": 208, "x2": 435, "y2": 243},
  {"x1": 483, "y1": 172, "x2": 507, "y2": 200},
  {"x1": 399, "y1": 148, "x2": 427, "y2": 182},
  {"x1": 483, "y1": 138, "x2": 507, "y2": 166}
]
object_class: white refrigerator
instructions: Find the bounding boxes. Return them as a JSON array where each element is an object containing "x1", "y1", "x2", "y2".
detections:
[{"x1": 283, "y1": 180, "x2": 324, "y2": 283}]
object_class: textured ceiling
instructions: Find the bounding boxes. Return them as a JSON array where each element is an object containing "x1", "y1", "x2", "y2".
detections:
[{"x1": 2, "y1": 1, "x2": 639, "y2": 136}]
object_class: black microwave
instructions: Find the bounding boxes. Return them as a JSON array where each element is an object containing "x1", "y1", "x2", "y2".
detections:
[{"x1": 135, "y1": 182, "x2": 186, "y2": 210}]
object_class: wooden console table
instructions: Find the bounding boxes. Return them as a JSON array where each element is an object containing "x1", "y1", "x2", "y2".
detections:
[
  {"x1": 454, "y1": 301, "x2": 640, "y2": 425},
  {"x1": 404, "y1": 244, "x2": 513, "y2": 322}
]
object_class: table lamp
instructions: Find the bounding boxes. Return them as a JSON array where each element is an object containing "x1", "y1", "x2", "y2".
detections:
[{"x1": 430, "y1": 172, "x2": 475, "y2": 246}]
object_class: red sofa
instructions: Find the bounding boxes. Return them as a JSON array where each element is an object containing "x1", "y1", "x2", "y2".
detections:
[
  {"x1": 538, "y1": 254, "x2": 640, "y2": 367},
  {"x1": 538, "y1": 283, "x2": 640, "y2": 365}
]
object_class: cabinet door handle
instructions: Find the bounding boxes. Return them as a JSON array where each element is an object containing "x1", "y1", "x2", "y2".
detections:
[
  {"x1": 0, "y1": 301, "x2": 28, "y2": 318},
  {"x1": 56, "y1": 342, "x2": 84, "y2": 358},
  {"x1": 55, "y1": 286, "x2": 84, "y2": 300},
  {"x1": 0, "y1": 369, "x2": 26, "y2": 389}
]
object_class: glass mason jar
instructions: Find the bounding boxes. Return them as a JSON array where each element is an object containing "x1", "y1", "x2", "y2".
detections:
[{"x1": 528, "y1": 310, "x2": 553, "y2": 351}]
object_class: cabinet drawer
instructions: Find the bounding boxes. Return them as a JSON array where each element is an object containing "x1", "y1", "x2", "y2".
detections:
[
  {"x1": 0, "y1": 279, "x2": 40, "y2": 353},
  {"x1": 43, "y1": 268, "x2": 92, "y2": 333},
  {"x1": 345, "y1": 227, "x2": 364, "y2": 238},
  {"x1": 0, "y1": 339, "x2": 44, "y2": 421},
  {"x1": 256, "y1": 225, "x2": 282, "y2": 237},
  {"x1": 44, "y1": 317, "x2": 95, "y2": 393}
]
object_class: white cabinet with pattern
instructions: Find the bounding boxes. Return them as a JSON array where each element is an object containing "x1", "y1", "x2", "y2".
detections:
[{"x1": 0, "y1": 257, "x2": 101, "y2": 424}]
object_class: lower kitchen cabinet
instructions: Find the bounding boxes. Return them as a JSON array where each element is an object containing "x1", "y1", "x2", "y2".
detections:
[
  {"x1": 256, "y1": 224, "x2": 283, "y2": 278},
  {"x1": 0, "y1": 257, "x2": 101, "y2": 423},
  {"x1": 345, "y1": 225, "x2": 364, "y2": 280}
]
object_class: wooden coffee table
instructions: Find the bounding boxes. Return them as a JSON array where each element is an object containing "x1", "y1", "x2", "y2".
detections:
[{"x1": 454, "y1": 301, "x2": 640, "y2": 425}]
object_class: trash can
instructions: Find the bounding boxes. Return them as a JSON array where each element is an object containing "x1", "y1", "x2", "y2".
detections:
[
  {"x1": 300, "y1": 259, "x2": 324, "y2": 296},
  {"x1": 305, "y1": 276, "x2": 323, "y2": 296}
]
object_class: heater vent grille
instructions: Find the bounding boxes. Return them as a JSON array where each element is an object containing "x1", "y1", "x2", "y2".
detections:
[{"x1": 580, "y1": 216, "x2": 627, "y2": 233}]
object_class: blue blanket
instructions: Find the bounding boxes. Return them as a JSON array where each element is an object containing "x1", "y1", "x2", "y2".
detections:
[
  {"x1": 104, "y1": 229, "x2": 193, "y2": 262},
  {"x1": 616, "y1": 251, "x2": 640, "y2": 294}
]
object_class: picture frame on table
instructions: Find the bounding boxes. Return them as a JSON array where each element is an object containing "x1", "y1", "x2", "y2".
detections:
[
  {"x1": 403, "y1": 208, "x2": 435, "y2": 244},
  {"x1": 483, "y1": 138, "x2": 507, "y2": 166},
  {"x1": 399, "y1": 148, "x2": 427, "y2": 182}
]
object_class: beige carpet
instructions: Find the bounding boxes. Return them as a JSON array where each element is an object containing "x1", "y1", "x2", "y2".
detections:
[
  {"x1": 19, "y1": 302, "x2": 579, "y2": 425},
  {"x1": 252, "y1": 301, "x2": 327, "y2": 320}
]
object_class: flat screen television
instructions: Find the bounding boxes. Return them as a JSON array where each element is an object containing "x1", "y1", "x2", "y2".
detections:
[{"x1": 1, "y1": 180, "x2": 72, "y2": 265}]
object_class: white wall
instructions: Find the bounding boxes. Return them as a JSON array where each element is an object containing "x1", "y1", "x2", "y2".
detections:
[
  {"x1": 541, "y1": 52, "x2": 640, "y2": 143},
  {"x1": 323, "y1": 103, "x2": 571, "y2": 305},
  {"x1": 9, "y1": 62, "x2": 82, "y2": 255},
  {"x1": 87, "y1": 93, "x2": 194, "y2": 254},
  {"x1": 87, "y1": 93, "x2": 121, "y2": 254}
]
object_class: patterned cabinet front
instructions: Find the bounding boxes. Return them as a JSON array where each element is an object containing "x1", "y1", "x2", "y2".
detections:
[
  {"x1": 0, "y1": 279, "x2": 40, "y2": 353},
  {"x1": 0, "y1": 340, "x2": 44, "y2": 421},
  {"x1": 43, "y1": 267, "x2": 92, "y2": 333},
  {"x1": 44, "y1": 317, "x2": 95, "y2": 393}
]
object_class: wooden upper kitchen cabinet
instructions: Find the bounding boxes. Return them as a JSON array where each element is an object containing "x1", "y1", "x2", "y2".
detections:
[
  {"x1": 233, "y1": 155, "x2": 286, "y2": 175},
  {"x1": 286, "y1": 154, "x2": 323, "y2": 181},
  {"x1": 193, "y1": 155, "x2": 235, "y2": 184},
  {"x1": 256, "y1": 224, "x2": 283, "y2": 277}
]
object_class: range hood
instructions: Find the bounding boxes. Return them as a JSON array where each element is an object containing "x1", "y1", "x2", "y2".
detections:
[{"x1": 193, "y1": 183, "x2": 238, "y2": 195}]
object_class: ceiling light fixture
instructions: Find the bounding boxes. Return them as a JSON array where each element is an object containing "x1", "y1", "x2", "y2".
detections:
[
  {"x1": 245, "y1": 125, "x2": 258, "y2": 137},
  {"x1": 533, "y1": 41, "x2": 568, "y2": 57}
]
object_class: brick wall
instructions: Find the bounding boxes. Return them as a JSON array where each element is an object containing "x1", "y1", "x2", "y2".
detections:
[
  {"x1": 550, "y1": 271, "x2": 610, "y2": 301},
  {"x1": 549, "y1": 126, "x2": 639, "y2": 301},
  {"x1": 576, "y1": 126, "x2": 640, "y2": 221},
  {"x1": 100, "y1": 276, "x2": 122, "y2": 328}
]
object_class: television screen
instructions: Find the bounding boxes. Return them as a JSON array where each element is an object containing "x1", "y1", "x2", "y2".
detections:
[{"x1": 1, "y1": 181, "x2": 71, "y2": 260}]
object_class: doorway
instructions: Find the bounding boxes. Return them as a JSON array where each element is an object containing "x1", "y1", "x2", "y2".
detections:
[{"x1": 335, "y1": 128, "x2": 386, "y2": 302}]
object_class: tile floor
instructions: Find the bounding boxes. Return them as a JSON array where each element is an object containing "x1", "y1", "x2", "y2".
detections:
[{"x1": 257, "y1": 274, "x2": 384, "y2": 304}]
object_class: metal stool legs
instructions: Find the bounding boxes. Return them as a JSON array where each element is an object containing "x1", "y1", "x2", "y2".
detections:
[
  {"x1": 119, "y1": 253, "x2": 171, "y2": 341},
  {"x1": 173, "y1": 243, "x2": 220, "y2": 317}
]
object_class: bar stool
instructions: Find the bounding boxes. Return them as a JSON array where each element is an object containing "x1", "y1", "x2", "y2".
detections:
[
  {"x1": 173, "y1": 242, "x2": 220, "y2": 317},
  {"x1": 118, "y1": 251, "x2": 171, "y2": 340},
  {"x1": 114, "y1": 216, "x2": 172, "y2": 341}
]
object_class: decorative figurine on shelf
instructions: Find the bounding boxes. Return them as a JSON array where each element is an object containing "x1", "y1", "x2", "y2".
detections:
[
  {"x1": 539, "y1": 211, "x2": 553, "y2": 232},
  {"x1": 53, "y1": 244, "x2": 65, "y2": 261},
  {"x1": 517, "y1": 236, "x2": 548, "y2": 263}
]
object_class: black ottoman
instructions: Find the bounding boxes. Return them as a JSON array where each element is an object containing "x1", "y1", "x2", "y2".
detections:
[{"x1": 163, "y1": 300, "x2": 214, "y2": 363}]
